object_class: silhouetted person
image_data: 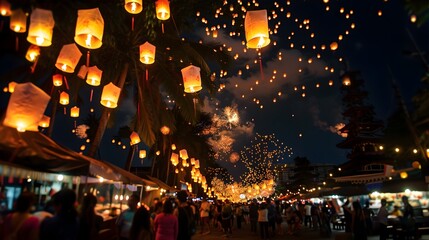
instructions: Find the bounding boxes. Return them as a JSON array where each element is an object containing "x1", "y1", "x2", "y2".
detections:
[
  {"x1": 400, "y1": 196, "x2": 415, "y2": 240},
  {"x1": 377, "y1": 199, "x2": 388, "y2": 240},
  {"x1": 130, "y1": 206, "x2": 153, "y2": 240},
  {"x1": 78, "y1": 194, "x2": 103, "y2": 240},
  {"x1": 117, "y1": 194, "x2": 139, "y2": 240},
  {"x1": 352, "y1": 201, "x2": 367, "y2": 240}
]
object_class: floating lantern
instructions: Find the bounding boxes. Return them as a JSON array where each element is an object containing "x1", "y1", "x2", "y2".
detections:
[
  {"x1": 75, "y1": 8, "x2": 104, "y2": 49},
  {"x1": 171, "y1": 153, "x2": 179, "y2": 166},
  {"x1": 55, "y1": 43, "x2": 82, "y2": 73},
  {"x1": 139, "y1": 42, "x2": 156, "y2": 64},
  {"x1": 70, "y1": 106, "x2": 80, "y2": 117},
  {"x1": 86, "y1": 66, "x2": 102, "y2": 86},
  {"x1": 125, "y1": 0, "x2": 143, "y2": 14},
  {"x1": 38, "y1": 115, "x2": 50, "y2": 128},
  {"x1": 59, "y1": 91, "x2": 69, "y2": 105},
  {"x1": 195, "y1": 159, "x2": 200, "y2": 168},
  {"x1": 155, "y1": 0, "x2": 170, "y2": 20},
  {"x1": 130, "y1": 131, "x2": 141, "y2": 145},
  {"x1": 213, "y1": 30, "x2": 218, "y2": 38},
  {"x1": 52, "y1": 74, "x2": 63, "y2": 87},
  {"x1": 100, "y1": 82, "x2": 121, "y2": 108},
  {"x1": 181, "y1": 65, "x2": 202, "y2": 93},
  {"x1": 182, "y1": 158, "x2": 187, "y2": 167},
  {"x1": 25, "y1": 45, "x2": 40, "y2": 62},
  {"x1": 190, "y1": 158, "x2": 195, "y2": 165},
  {"x1": 8, "y1": 81, "x2": 17, "y2": 93},
  {"x1": 400, "y1": 171, "x2": 408, "y2": 179},
  {"x1": 171, "y1": 144, "x2": 176, "y2": 150},
  {"x1": 0, "y1": 0, "x2": 11, "y2": 16},
  {"x1": 27, "y1": 8, "x2": 55, "y2": 47},
  {"x1": 139, "y1": 150, "x2": 146, "y2": 159},
  {"x1": 342, "y1": 75, "x2": 351, "y2": 86},
  {"x1": 245, "y1": 10, "x2": 270, "y2": 49},
  {"x1": 10, "y1": 9, "x2": 27, "y2": 33},
  {"x1": 179, "y1": 149, "x2": 188, "y2": 160},
  {"x1": 3, "y1": 82, "x2": 50, "y2": 132},
  {"x1": 160, "y1": 126, "x2": 170, "y2": 135},
  {"x1": 330, "y1": 42, "x2": 338, "y2": 51}
]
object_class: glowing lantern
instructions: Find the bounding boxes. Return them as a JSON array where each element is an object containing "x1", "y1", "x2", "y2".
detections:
[
  {"x1": 155, "y1": 0, "x2": 170, "y2": 20},
  {"x1": 171, "y1": 153, "x2": 179, "y2": 166},
  {"x1": 70, "y1": 106, "x2": 80, "y2": 118},
  {"x1": 74, "y1": 8, "x2": 104, "y2": 49},
  {"x1": 160, "y1": 126, "x2": 170, "y2": 135},
  {"x1": 171, "y1": 144, "x2": 176, "y2": 150},
  {"x1": 181, "y1": 65, "x2": 202, "y2": 93},
  {"x1": 179, "y1": 149, "x2": 188, "y2": 160},
  {"x1": 244, "y1": 10, "x2": 270, "y2": 49},
  {"x1": 86, "y1": 66, "x2": 102, "y2": 86},
  {"x1": 195, "y1": 159, "x2": 200, "y2": 169},
  {"x1": 8, "y1": 81, "x2": 17, "y2": 93},
  {"x1": 10, "y1": 9, "x2": 27, "y2": 33},
  {"x1": 190, "y1": 158, "x2": 195, "y2": 165},
  {"x1": 139, "y1": 42, "x2": 156, "y2": 64},
  {"x1": 3, "y1": 82, "x2": 50, "y2": 132},
  {"x1": 342, "y1": 75, "x2": 351, "y2": 86},
  {"x1": 27, "y1": 8, "x2": 55, "y2": 47},
  {"x1": 0, "y1": 0, "x2": 11, "y2": 16},
  {"x1": 100, "y1": 82, "x2": 121, "y2": 108},
  {"x1": 182, "y1": 158, "x2": 187, "y2": 167},
  {"x1": 330, "y1": 42, "x2": 338, "y2": 51},
  {"x1": 38, "y1": 115, "x2": 50, "y2": 128},
  {"x1": 55, "y1": 43, "x2": 82, "y2": 73},
  {"x1": 139, "y1": 150, "x2": 146, "y2": 159},
  {"x1": 229, "y1": 152, "x2": 240, "y2": 164},
  {"x1": 125, "y1": 0, "x2": 143, "y2": 14},
  {"x1": 412, "y1": 161, "x2": 421, "y2": 169},
  {"x1": 52, "y1": 74, "x2": 63, "y2": 87},
  {"x1": 59, "y1": 91, "x2": 69, "y2": 105},
  {"x1": 130, "y1": 131, "x2": 141, "y2": 145},
  {"x1": 400, "y1": 171, "x2": 408, "y2": 179},
  {"x1": 25, "y1": 45, "x2": 40, "y2": 62},
  {"x1": 213, "y1": 30, "x2": 218, "y2": 38}
]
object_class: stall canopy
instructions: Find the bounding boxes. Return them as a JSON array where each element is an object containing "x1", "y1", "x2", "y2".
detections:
[
  {"x1": 146, "y1": 175, "x2": 177, "y2": 192},
  {"x1": 0, "y1": 125, "x2": 156, "y2": 185}
]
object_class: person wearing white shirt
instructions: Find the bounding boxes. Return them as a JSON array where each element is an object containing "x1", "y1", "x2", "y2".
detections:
[
  {"x1": 377, "y1": 199, "x2": 389, "y2": 240},
  {"x1": 199, "y1": 199, "x2": 211, "y2": 234},
  {"x1": 258, "y1": 203, "x2": 269, "y2": 240}
]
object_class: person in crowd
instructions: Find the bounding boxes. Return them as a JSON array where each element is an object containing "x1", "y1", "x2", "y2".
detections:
[
  {"x1": 235, "y1": 203, "x2": 243, "y2": 229},
  {"x1": 352, "y1": 201, "x2": 367, "y2": 240},
  {"x1": 39, "y1": 188, "x2": 79, "y2": 240},
  {"x1": 311, "y1": 203, "x2": 320, "y2": 230},
  {"x1": 174, "y1": 190, "x2": 195, "y2": 240},
  {"x1": 154, "y1": 199, "x2": 177, "y2": 240},
  {"x1": 199, "y1": 198, "x2": 211, "y2": 234},
  {"x1": 221, "y1": 199, "x2": 233, "y2": 237},
  {"x1": 130, "y1": 206, "x2": 152, "y2": 240},
  {"x1": 78, "y1": 194, "x2": 103, "y2": 240},
  {"x1": 274, "y1": 200, "x2": 283, "y2": 236},
  {"x1": 243, "y1": 202, "x2": 250, "y2": 224},
  {"x1": 304, "y1": 201, "x2": 312, "y2": 228},
  {"x1": 363, "y1": 200, "x2": 374, "y2": 235},
  {"x1": 258, "y1": 202, "x2": 269, "y2": 240},
  {"x1": 377, "y1": 199, "x2": 389, "y2": 240},
  {"x1": 249, "y1": 199, "x2": 259, "y2": 233},
  {"x1": 400, "y1": 196, "x2": 415, "y2": 240},
  {"x1": 390, "y1": 205, "x2": 403, "y2": 217},
  {"x1": 0, "y1": 191, "x2": 39, "y2": 240},
  {"x1": 342, "y1": 199, "x2": 352, "y2": 233},
  {"x1": 116, "y1": 194, "x2": 139, "y2": 240},
  {"x1": 215, "y1": 200, "x2": 223, "y2": 231}
]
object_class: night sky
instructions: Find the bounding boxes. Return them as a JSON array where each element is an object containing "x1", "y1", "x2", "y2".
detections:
[{"x1": 0, "y1": 0, "x2": 428, "y2": 182}]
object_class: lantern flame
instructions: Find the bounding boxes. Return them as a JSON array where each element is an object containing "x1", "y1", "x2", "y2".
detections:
[
  {"x1": 36, "y1": 37, "x2": 44, "y2": 46},
  {"x1": 131, "y1": 2, "x2": 137, "y2": 12},
  {"x1": 14, "y1": 25, "x2": 21, "y2": 32},
  {"x1": 61, "y1": 64, "x2": 67, "y2": 71},
  {"x1": 85, "y1": 34, "x2": 92, "y2": 48},
  {"x1": 257, "y1": 36, "x2": 265, "y2": 48}
]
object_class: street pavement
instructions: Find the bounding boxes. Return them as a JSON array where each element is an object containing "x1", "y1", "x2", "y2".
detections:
[{"x1": 193, "y1": 220, "x2": 429, "y2": 240}]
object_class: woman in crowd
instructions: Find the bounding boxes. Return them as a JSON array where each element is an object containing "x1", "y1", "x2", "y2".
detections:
[
  {"x1": 78, "y1": 194, "x2": 103, "y2": 240},
  {"x1": 352, "y1": 201, "x2": 367, "y2": 240},
  {"x1": 0, "y1": 191, "x2": 40, "y2": 240},
  {"x1": 154, "y1": 199, "x2": 178, "y2": 240},
  {"x1": 258, "y1": 202, "x2": 269, "y2": 240},
  {"x1": 130, "y1": 206, "x2": 153, "y2": 240}
]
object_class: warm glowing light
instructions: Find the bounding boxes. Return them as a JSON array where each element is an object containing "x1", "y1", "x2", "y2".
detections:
[
  {"x1": 59, "y1": 91, "x2": 69, "y2": 105},
  {"x1": 400, "y1": 172, "x2": 408, "y2": 179},
  {"x1": 74, "y1": 8, "x2": 104, "y2": 49},
  {"x1": 130, "y1": 131, "x2": 141, "y2": 145},
  {"x1": 181, "y1": 65, "x2": 202, "y2": 93},
  {"x1": 125, "y1": 0, "x2": 143, "y2": 14},
  {"x1": 100, "y1": 82, "x2": 121, "y2": 108},
  {"x1": 245, "y1": 10, "x2": 270, "y2": 49},
  {"x1": 155, "y1": 0, "x2": 170, "y2": 20},
  {"x1": 70, "y1": 106, "x2": 80, "y2": 117},
  {"x1": 139, "y1": 42, "x2": 156, "y2": 64},
  {"x1": 27, "y1": 8, "x2": 55, "y2": 47},
  {"x1": 55, "y1": 43, "x2": 82, "y2": 73}
]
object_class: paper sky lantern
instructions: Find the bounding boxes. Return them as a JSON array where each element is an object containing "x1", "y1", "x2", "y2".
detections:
[
  {"x1": 171, "y1": 144, "x2": 176, "y2": 150},
  {"x1": 139, "y1": 150, "x2": 146, "y2": 159},
  {"x1": 27, "y1": 8, "x2": 55, "y2": 47},
  {"x1": 10, "y1": 9, "x2": 27, "y2": 33},
  {"x1": 181, "y1": 65, "x2": 202, "y2": 93},
  {"x1": 55, "y1": 43, "x2": 82, "y2": 73},
  {"x1": 8, "y1": 81, "x2": 17, "y2": 93},
  {"x1": 342, "y1": 75, "x2": 351, "y2": 86},
  {"x1": 59, "y1": 91, "x2": 69, "y2": 105},
  {"x1": 3, "y1": 82, "x2": 50, "y2": 132},
  {"x1": 155, "y1": 0, "x2": 170, "y2": 20},
  {"x1": 130, "y1": 131, "x2": 141, "y2": 145},
  {"x1": 245, "y1": 10, "x2": 270, "y2": 49},
  {"x1": 38, "y1": 115, "x2": 50, "y2": 128},
  {"x1": 139, "y1": 42, "x2": 156, "y2": 64},
  {"x1": 70, "y1": 106, "x2": 80, "y2": 118},
  {"x1": 330, "y1": 42, "x2": 338, "y2": 51},
  {"x1": 195, "y1": 159, "x2": 200, "y2": 168},
  {"x1": 160, "y1": 125, "x2": 170, "y2": 135},
  {"x1": 171, "y1": 153, "x2": 179, "y2": 166},
  {"x1": 25, "y1": 45, "x2": 40, "y2": 62},
  {"x1": 182, "y1": 158, "x2": 187, "y2": 167},
  {"x1": 52, "y1": 74, "x2": 63, "y2": 87},
  {"x1": 86, "y1": 66, "x2": 102, "y2": 86},
  {"x1": 190, "y1": 158, "x2": 195, "y2": 165},
  {"x1": 125, "y1": 0, "x2": 142, "y2": 14},
  {"x1": 0, "y1": 0, "x2": 11, "y2": 16},
  {"x1": 100, "y1": 82, "x2": 121, "y2": 108},
  {"x1": 75, "y1": 8, "x2": 104, "y2": 49},
  {"x1": 179, "y1": 149, "x2": 188, "y2": 160}
]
